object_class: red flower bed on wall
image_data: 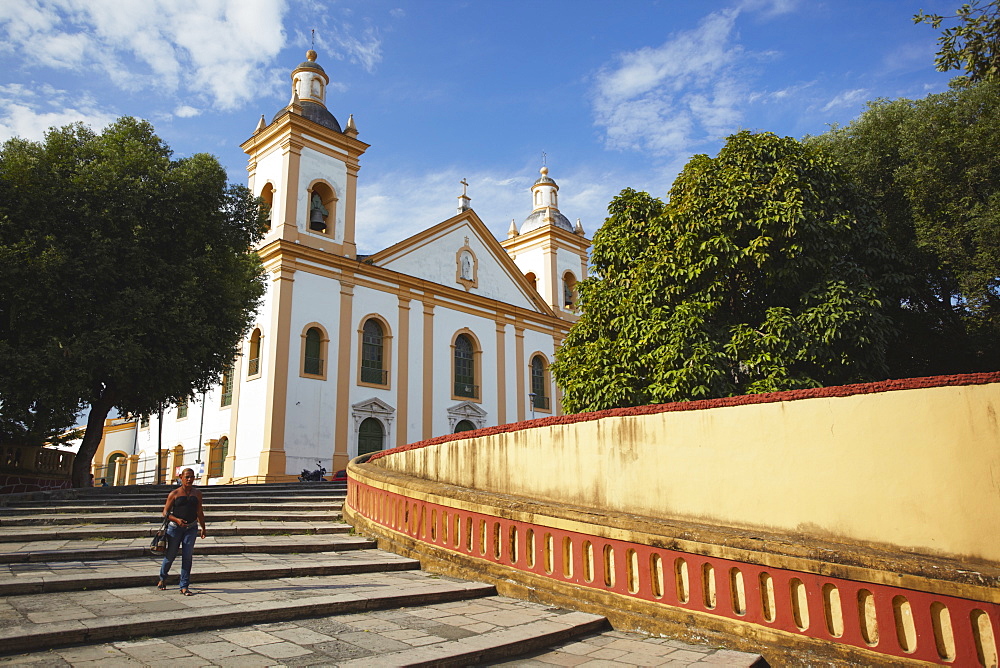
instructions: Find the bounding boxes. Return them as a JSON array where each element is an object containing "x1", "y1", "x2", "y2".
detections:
[{"x1": 367, "y1": 372, "x2": 1000, "y2": 463}]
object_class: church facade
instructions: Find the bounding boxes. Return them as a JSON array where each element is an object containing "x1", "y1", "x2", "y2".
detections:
[{"x1": 92, "y1": 51, "x2": 589, "y2": 485}]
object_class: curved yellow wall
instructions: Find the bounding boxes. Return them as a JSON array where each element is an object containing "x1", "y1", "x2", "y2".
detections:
[{"x1": 374, "y1": 381, "x2": 1000, "y2": 563}]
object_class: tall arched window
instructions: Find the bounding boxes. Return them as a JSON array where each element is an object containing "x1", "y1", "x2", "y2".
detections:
[
  {"x1": 260, "y1": 183, "x2": 274, "y2": 231},
  {"x1": 304, "y1": 327, "x2": 323, "y2": 375},
  {"x1": 248, "y1": 329, "x2": 262, "y2": 378},
  {"x1": 307, "y1": 181, "x2": 337, "y2": 235},
  {"x1": 107, "y1": 453, "x2": 125, "y2": 486},
  {"x1": 454, "y1": 333, "x2": 477, "y2": 399},
  {"x1": 525, "y1": 271, "x2": 538, "y2": 292},
  {"x1": 531, "y1": 355, "x2": 550, "y2": 410},
  {"x1": 208, "y1": 437, "x2": 228, "y2": 478},
  {"x1": 361, "y1": 319, "x2": 385, "y2": 385},
  {"x1": 358, "y1": 418, "x2": 384, "y2": 455}
]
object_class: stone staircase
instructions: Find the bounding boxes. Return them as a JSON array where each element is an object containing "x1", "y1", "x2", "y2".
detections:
[{"x1": 0, "y1": 483, "x2": 765, "y2": 667}]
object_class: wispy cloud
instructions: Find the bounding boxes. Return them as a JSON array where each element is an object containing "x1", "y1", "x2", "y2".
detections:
[
  {"x1": 592, "y1": 8, "x2": 748, "y2": 157},
  {"x1": 821, "y1": 88, "x2": 869, "y2": 112}
]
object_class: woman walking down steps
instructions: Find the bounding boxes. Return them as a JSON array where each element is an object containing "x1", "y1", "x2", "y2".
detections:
[{"x1": 157, "y1": 468, "x2": 206, "y2": 595}]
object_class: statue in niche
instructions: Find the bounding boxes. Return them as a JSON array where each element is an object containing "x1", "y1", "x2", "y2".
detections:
[
  {"x1": 310, "y1": 193, "x2": 328, "y2": 232},
  {"x1": 460, "y1": 252, "x2": 473, "y2": 280}
]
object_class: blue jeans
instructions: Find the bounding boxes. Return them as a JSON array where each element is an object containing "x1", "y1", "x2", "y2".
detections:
[{"x1": 159, "y1": 522, "x2": 199, "y2": 589}]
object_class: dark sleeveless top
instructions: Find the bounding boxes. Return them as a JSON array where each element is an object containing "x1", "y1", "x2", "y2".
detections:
[{"x1": 172, "y1": 494, "x2": 200, "y2": 523}]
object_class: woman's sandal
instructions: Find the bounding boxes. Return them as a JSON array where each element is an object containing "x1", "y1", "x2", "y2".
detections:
[
  {"x1": 157, "y1": 581, "x2": 166, "y2": 590},
  {"x1": 179, "y1": 588, "x2": 193, "y2": 596}
]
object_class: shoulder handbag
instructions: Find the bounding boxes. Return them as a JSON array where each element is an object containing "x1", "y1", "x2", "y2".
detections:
[{"x1": 150, "y1": 515, "x2": 170, "y2": 555}]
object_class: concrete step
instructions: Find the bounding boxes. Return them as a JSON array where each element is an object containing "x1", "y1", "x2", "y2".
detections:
[
  {"x1": 0, "y1": 500, "x2": 344, "y2": 515},
  {"x1": 0, "y1": 509, "x2": 343, "y2": 526},
  {"x1": 0, "y1": 520, "x2": 351, "y2": 542},
  {"x1": 0, "y1": 548, "x2": 420, "y2": 595},
  {"x1": 0, "y1": 533, "x2": 375, "y2": 563},
  {"x1": 0, "y1": 570, "x2": 498, "y2": 655}
]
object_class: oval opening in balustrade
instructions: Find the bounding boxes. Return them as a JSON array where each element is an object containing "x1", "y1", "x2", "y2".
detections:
[
  {"x1": 403, "y1": 502, "x2": 409, "y2": 530},
  {"x1": 583, "y1": 541, "x2": 594, "y2": 583},
  {"x1": 465, "y1": 517, "x2": 473, "y2": 552},
  {"x1": 730, "y1": 568, "x2": 746, "y2": 616},
  {"x1": 563, "y1": 537, "x2": 574, "y2": 579},
  {"x1": 822, "y1": 583, "x2": 844, "y2": 638},
  {"x1": 479, "y1": 520, "x2": 487, "y2": 556},
  {"x1": 790, "y1": 578, "x2": 809, "y2": 631},
  {"x1": 702, "y1": 563, "x2": 716, "y2": 609},
  {"x1": 603, "y1": 545, "x2": 616, "y2": 588},
  {"x1": 858, "y1": 589, "x2": 879, "y2": 646},
  {"x1": 545, "y1": 534, "x2": 554, "y2": 574},
  {"x1": 760, "y1": 572, "x2": 775, "y2": 622},
  {"x1": 526, "y1": 529, "x2": 536, "y2": 569},
  {"x1": 893, "y1": 595, "x2": 916, "y2": 654},
  {"x1": 430, "y1": 509, "x2": 437, "y2": 541},
  {"x1": 493, "y1": 522, "x2": 502, "y2": 560},
  {"x1": 675, "y1": 558, "x2": 690, "y2": 604},
  {"x1": 454, "y1": 514, "x2": 461, "y2": 549},
  {"x1": 972, "y1": 608, "x2": 999, "y2": 668},
  {"x1": 626, "y1": 549, "x2": 639, "y2": 594},
  {"x1": 650, "y1": 553, "x2": 664, "y2": 599},
  {"x1": 930, "y1": 602, "x2": 955, "y2": 662},
  {"x1": 441, "y1": 510, "x2": 448, "y2": 544},
  {"x1": 417, "y1": 504, "x2": 426, "y2": 537},
  {"x1": 508, "y1": 525, "x2": 518, "y2": 564}
]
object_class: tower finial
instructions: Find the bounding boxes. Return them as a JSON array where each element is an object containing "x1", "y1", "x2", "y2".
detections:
[
  {"x1": 542, "y1": 151, "x2": 547, "y2": 167},
  {"x1": 311, "y1": 28, "x2": 316, "y2": 49}
]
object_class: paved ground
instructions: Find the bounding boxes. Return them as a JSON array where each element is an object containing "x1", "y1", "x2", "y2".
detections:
[{"x1": 0, "y1": 595, "x2": 759, "y2": 667}]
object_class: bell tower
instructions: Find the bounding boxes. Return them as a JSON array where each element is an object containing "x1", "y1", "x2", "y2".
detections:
[
  {"x1": 502, "y1": 166, "x2": 590, "y2": 320},
  {"x1": 241, "y1": 50, "x2": 369, "y2": 258}
]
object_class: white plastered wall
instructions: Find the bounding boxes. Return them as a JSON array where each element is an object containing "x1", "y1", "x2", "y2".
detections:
[{"x1": 297, "y1": 145, "x2": 347, "y2": 243}]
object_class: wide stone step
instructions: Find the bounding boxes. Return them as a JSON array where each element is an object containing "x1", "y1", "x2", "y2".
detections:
[
  {"x1": 5, "y1": 491, "x2": 346, "y2": 507},
  {"x1": 0, "y1": 520, "x2": 351, "y2": 542},
  {"x1": 0, "y1": 570, "x2": 498, "y2": 655},
  {"x1": 0, "y1": 533, "x2": 375, "y2": 563},
  {"x1": 0, "y1": 509, "x2": 343, "y2": 526},
  {"x1": 0, "y1": 500, "x2": 344, "y2": 516},
  {"x1": 0, "y1": 549, "x2": 419, "y2": 595}
]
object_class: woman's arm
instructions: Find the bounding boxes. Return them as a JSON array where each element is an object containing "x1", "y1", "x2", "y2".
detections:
[{"x1": 162, "y1": 489, "x2": 177, "y2": 519}]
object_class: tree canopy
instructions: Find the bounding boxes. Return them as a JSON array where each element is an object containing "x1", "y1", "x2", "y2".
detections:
[
  {"x1": 0, "y1": 118, "x2": 266, "y2": 485},
  {"x1": 552, "y1": 131, "x2": 901, "y2": 413},
  {"x1": 914, "y1": 0, "x2": 1000, "y2": 82},
  {"x1": 807, "y1": 79, "x2": 1000, "y2": 375}
]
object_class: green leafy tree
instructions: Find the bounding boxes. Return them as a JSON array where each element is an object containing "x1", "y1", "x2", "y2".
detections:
[
  {"x1": 0, "y1": 118, "x2": 266, "y2": 486},
  {"x1": 553, "y1": 131, "x2": 901, "y2": 413},
  {"x1": 915, "y1": 0, "x2": 1000, "y2": 82},
  {"x1": 808, "y1": 80, "x2": 1000, "y2": 374}
]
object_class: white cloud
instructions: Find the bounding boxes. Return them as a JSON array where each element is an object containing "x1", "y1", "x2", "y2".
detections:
[
  {"x1": 0, "y1": 0, "x2": 289, "y2": 111},
  {"x1": 592, "y1": 8, "x2": 748, "y2": 157},
  {"x1": 174, "y1": 105, "x2": 201, "y2": 118},
  {"x1": 821, "y1": 88, "x2": 869, "y2": 112},
  {"x1": 0, "y1": 87, "x2": 117, "y2": 142}
]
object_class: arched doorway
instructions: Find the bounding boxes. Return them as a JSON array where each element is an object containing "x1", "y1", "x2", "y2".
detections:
[
  {"x1": 107, "y1": 453, "x2": 125, "y2": 486},
  {"x1": 454, "y1": 420, "x2": 476, "y2": 433},
  {"x1": 208, "y1": 437, "x2": 228, "y2": 478},
  {"x1": 358, "y1": 418, "x2": 384, "y2": 456}
]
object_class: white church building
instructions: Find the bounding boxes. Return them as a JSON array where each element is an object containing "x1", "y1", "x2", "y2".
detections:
[{"x1": 92, "y1": 50, "x2": 590, "y2": 485}]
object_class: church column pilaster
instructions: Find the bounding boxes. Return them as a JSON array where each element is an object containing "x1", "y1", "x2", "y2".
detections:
[
  {"x1": 258, "y1": 262, "x2": 295, "y2": 478},
  {"x1": 495, "y1": 319, "x2": 508, "y2": 424},
  {"x1": 278, "y1": 138, "x2": 302, "y2": 242},
  {"x1": 422, "y1": 301, "x2": 435, "y2": 439},
  {"x1": 515, "y1": 326, "x2": 526, "y2": 422},
  {"x1": 343, "y1": 161, "x2": 360, "y2": 258},
  {"x1": 333, "y1": 280, "x2": 355, "y2": 472},
  {"x1": 396, "y1": 294, "x2": 411, "y2": 447}
]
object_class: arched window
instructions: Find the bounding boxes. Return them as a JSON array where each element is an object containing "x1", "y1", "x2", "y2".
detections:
[
  {"x1": 454, "y1": 420, "x2": 476, "y2": 433},
  {"x1": 208, "y1": 437, "x2": 228, "y2": 478},
  {"x1": 453, "y1": 333, "x2": 478, "y2": 399},
  {"x1": 304, "y1": 327, "x2": 323, "y2": 376},
  {"x1": 259, "y1": 183, "x2": 274, "y2": 231},
  {"x1": 530, "y1": 355, "x2": 550, "y2": 411},
  {"x1": 358, "y1": 418, "x2": 384, "y2": 456},
  {"x1": 525, "y1": 271, "x2": 537, "y2": 292},
  {"x1": 248, "y1": 328, "x2": 262, "y2": 378},
  {"x1": 361, "y1": 319, "x2": 386, "y2": 385},
  {"x1": 562, "y1": 272, "x2": 577, "y2": 309},
  {"x1": 107, "y1": 453, "x2": 125, "y2": 486}
]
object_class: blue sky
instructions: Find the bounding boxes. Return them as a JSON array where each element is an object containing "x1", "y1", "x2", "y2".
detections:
[{"x1": 0, "y1": 0, "x2": 958, "y2": 254}]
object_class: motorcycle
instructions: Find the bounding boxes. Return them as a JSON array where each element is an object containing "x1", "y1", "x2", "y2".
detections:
[{"x1": 298, "y1": 461, "x2": 327, "y2": 482}]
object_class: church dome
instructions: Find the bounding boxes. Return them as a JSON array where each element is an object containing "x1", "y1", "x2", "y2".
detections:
[
  {"x1": 295, "y1": 50, "x2": 326, "y2": 73},
  {"x1": 521, "y1": 208, "x2": 574, "y2": 233},
  {"x1": 270, "y1": 50, "x2": 342, "y2": 133}
]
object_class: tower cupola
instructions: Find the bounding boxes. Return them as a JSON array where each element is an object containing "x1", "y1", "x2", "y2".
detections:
[{"x1": 521, "y1": 166, "x2": 573, "y2": 233}]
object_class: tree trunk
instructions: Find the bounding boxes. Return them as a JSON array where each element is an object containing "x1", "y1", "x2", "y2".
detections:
[{"x1": 71, "y1": 392, "x2": 116, "y2": 488}]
